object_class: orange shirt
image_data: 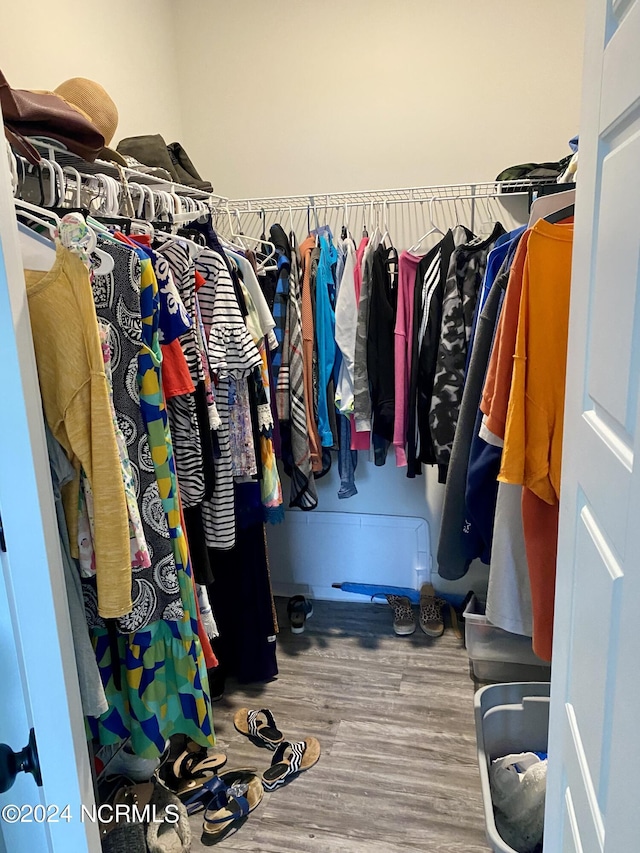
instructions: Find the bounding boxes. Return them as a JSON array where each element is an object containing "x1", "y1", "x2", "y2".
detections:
[
  {"x1": 499, "y1": 219, "x2": 574, "y2": 504},
  {"x1": 480, "y1": 230, "x2": 532, "y2": 439}
]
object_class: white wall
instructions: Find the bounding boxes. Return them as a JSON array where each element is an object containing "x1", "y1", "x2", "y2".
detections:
[
  {"x1": 176, "y1": 0, "x2": 585, "y2": 198},
  {"x1": 182, "y1": 0, "x2": 585, "y2": 598},
  {"x1": 0, "y1": 0, "x2": 184, "y2": 145},
  {"x1": 0, "y1": 0, "x2": 586, "y2": 599}
]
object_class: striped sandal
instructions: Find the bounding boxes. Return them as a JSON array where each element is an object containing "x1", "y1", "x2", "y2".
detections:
[
  {"x1": 261, "y1": 738, "x2": 321, "y2": 791},
  {"x1": 234, "y1": 708, "x2": 284, "y2": 750},
  {"x1": 202, "y1": 770, "x2": 263, "y2": 839}
]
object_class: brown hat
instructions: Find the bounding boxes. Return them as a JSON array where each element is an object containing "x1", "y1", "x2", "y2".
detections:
[{"x1": 54, "y1": 77, "x2": 127, "y2": 166}]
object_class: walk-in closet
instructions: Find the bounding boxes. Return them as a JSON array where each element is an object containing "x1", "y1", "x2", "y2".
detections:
[{"x1": 0, "y1": 1, "x2": 638, "y2": 851}]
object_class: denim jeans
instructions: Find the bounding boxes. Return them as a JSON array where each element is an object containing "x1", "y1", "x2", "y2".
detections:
[{"x1": 337, "y1": 413, "x2": 358, "y2": 498}]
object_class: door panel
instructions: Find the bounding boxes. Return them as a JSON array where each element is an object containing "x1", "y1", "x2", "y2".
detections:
[
  {"x1": 588, "y1": 133, "x2": 640, "y2": 430},
  {"x1": 546, "y1": 0, "x2": 640, "y2": 850},
  {"x1": 563, "y1": 789, "x2": 584, "y2": 853},
  {"x1": 600, "y1": 0, "x2": 640, "y2": 129},
  {"x1": 0, "y1": 112, "x2": 98, "y2": 850},
  {"x1": 567, "y1": 504, "x2": 622, "y2": 787}
]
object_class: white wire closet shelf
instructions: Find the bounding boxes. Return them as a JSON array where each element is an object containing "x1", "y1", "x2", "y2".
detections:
[
  {"x1": 25, "y1": 138, "x2": 228, "y2": 206},
  {"x1": 226, "y1": 178, "x2": 560, "y2": 212}
]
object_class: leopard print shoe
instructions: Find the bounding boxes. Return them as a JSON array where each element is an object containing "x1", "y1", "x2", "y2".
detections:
[
  {"x1": 419, "y1": 583, "x2": 445, "y2": 637},
  {"x1": 386, "y1": 595, "x2": 416, "y2": 636}
]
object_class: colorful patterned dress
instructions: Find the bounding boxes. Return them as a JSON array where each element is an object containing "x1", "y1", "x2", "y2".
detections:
[{"x1": 89, "y1": 241, "x2": 214, "y2": 758}]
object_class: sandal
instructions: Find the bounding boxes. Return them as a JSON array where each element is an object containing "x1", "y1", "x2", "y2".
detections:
[
  {"x1": 419, "y1": 583, "x2": 446, "y2": 637},
  {"x1": 165, "y1": 742, "x2": 227, "y2": 797},
  {"x1": 202, "y1": 770, "x2": 263, "y2": 839},
  {"x1": 261, "y1": 738, "x2": 321, "y2": 791},
  {"x1": 234, "y1": 708, "x2": 284, "y2": 750},
  {"x1": 182, "y1": 773, "x2": 228, "y2": 816}
]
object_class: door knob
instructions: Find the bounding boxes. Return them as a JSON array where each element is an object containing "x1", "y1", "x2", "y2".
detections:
[{"x1": 0, "y1": 730, "x2": 42, "y2": 793}]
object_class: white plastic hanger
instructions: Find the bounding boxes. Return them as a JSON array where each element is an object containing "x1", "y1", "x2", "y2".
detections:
[
  {"x1": 6, "y1": 141, "x2": 18, "y2": 195},
  {"x1": 16, "y1": 199, "x2": 113, "y2": 275},
  {"x1": 62, "y1": 165, "x2": 83, "y2": 207},
  {"x1": 15, "y1": 200, "x2": 58, "y2": 271},
  {"x1": 528, "y1": 188, "x2": 576, "y2": 227},
  {"x1": 155, "y1": 229, "x2": 204, "y2": 261},
  {"x1": 380, "y1": 201, "x2": 392, "y2": 248},
  {"x1": 15, "y1": 198, "x2": 59, "y2": 238},
  {"x1": 409, "y1": 198, "x2": 444, "y2": 254}
]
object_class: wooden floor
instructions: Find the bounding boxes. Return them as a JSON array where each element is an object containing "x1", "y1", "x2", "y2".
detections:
[{"x1": 190, "y1": 598, "x2": 490, "y2": 852}]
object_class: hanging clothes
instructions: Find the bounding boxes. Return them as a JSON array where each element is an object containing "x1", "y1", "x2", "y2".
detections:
[
  {"x1": 498, "y1": 218, "x2": 574, "y2": 662},
  {"x1": 392, "y1": 249, "x2": 423, "y2": 467},
  {"x1": 334, "y1": 236, "x2": 358, "y2": 415},
  {"x1": 24, "y1": 246, "x2": 132, "y2": 619},
  {"x1": 88, "y1": 237, "x2": 214, "y2": 757},
  {"x1": 197, "y1": 249, "x2": 262, "y2": 549},
  {"x1": 429, "y1": 223, "x2": 506, "y2": 481},
  {"x1": 241, "y1": 281, "x2": 284, "y2": 522},
  {"x1": 408, "y1": 226, "x2": 472, "y2": 476},
  {"x1": 299, "y1": 235, "x2": 323, "y2": 472},
  {"x1": 315, "y1": 235, "x2": 338, "y2": 448},
  {"x1": 45, "y1": 425, "x2": 108, "y2": 719},
  {"x1": 353, "y1": 233, "x2": 380, "y2": 437},
  {"x1": 91, "y1": 237, "x2": 184, "y2": 632},
  {"x1": 276, "y1": 230, "x2": 318, "y2": 509},
  {"x1": 437, "y1": 229, "x2": 525, "y2": 581},
  {"x1": 207, "y1": 483, "x2": 278, "y2": 686},
  {"x1": 368, "y1": 243, "x2": 398, "y2": 464}
]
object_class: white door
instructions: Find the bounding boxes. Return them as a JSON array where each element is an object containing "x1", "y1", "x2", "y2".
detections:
[
  {"x1": 0, "y1": 135, "x2": 99, "y2": 849},
  {"x1": 545, "y1": 0, "x2": 640, "y2": 850}
]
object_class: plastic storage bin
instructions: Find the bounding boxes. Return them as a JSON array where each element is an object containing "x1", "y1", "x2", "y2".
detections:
[
  {"x1": 475, "y1": 682, "x2": 551, "y2": 853},
  {"x1": 464, "y1": 595, "x2": 551, "y2": 682}
]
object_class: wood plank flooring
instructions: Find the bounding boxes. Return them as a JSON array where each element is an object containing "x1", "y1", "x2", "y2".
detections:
[{"x1": 190, "y1": 598, "x2": 490, "y2": 852}]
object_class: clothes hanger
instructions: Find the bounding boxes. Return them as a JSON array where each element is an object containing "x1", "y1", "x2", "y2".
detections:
[
  {"x1": 544, "y1": 203, "x2": 575, "y2": 224},
  {"x1": 222, "y1": 232, "x2": 278, "y2": 272},
  {"x1": 476, "y1": 197, "x2": 496, "y2": 236},
  {"x1": 362, "y1": 202, "x2": 369, "y2": 238},
  {"x1": 409, "y1": 198, "x2": 444, "y2": 253},
  {"x1": 15, "y1": 199, "x2": 58, "y2": 270},
  {"x1": 380, "y1": 201, "x2": 393, "y2": 249},
  {"x1": 528, "y1": 188, "x2": 576, "y2": 226},
  {"x1": 48, "y1": 158, "x2": 66, "y2": 207},
  {"x1": 155, "y1": 228, "x2": 203, "y2": 261},
  {"x1": 14, "y1": 198, "x2": 59, "y2": 238},
  {"x1": 62, "y1": 165, "x2": 84, "y2": 208},
  {"x1": 6, "y1": 140, "x2": 19, "y2": 195},
  {"x1": 340, "y1": 203, "x2": 350, "y2": 240},
  {"x1": 221, "y1": 206, "x2": 278, "y2": 270},
  {"x1": 369, "y1": 201, "x2": 381, "y2": 247},
  {"x1": 17, "y1": 221, "x2": 56, "y2": 271},
  {"x1": 58, "y1": 212, "x2": 115, "y2": 275}
]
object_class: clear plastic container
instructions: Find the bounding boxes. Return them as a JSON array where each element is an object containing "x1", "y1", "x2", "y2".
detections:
[{"x1": 464, "y1": 594, "x2": 551, "y2": 682}]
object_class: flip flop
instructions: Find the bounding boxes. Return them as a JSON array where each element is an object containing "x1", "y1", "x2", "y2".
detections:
[
  {"x1": 234, "y1": 708, "x2": 284, "y2": 750},
  {"x1": 261, "y1": 738, "x2": 321, "y2": 791},
  {"x1": 202, "y1": 770, "x2": 263, "y2": 839},
  {"x1": 166, "y1": 742, "x2": 227, "y2": 797}
]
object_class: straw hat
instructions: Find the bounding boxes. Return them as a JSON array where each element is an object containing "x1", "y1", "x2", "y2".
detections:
[{"x1": 54, "y1": 77, "x2": 127, "y2": 166}]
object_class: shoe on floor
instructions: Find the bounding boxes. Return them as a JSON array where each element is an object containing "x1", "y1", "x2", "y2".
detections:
[
  {"x1": 287, "y1": 595, "x2": 313, "y2": 634},
  {"x1": 419, "y1": 583, "x2": 445, "y2": 637},
  {"x1": 386, "y1": 595, "x2": 416, "y2": 636}
]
